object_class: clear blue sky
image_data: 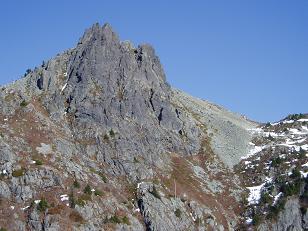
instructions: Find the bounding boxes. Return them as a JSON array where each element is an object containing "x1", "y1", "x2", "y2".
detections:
[{"x1": 0, "y1": 1, "x2": 307, "y2": 122}]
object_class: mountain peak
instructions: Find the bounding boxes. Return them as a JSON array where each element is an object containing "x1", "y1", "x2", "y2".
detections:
[
  {"x1": 0, "y1": 23, "x2": 306, "y2": 231},
  {"x1": 78, "y1": 22, "x2": 119, "y2": 45},
  {"x1": 101, "y1": 22, "x2": 113, "y2": 33}
]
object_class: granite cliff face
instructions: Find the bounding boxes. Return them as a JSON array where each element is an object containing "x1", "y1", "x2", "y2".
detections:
[{"x1": 0, "y1": 23, "x2": 307, "y2": 230}]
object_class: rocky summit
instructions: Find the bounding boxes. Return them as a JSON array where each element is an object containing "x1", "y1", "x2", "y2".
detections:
[{"x1": 0, "y1": 23, "x2": 307, "y2": 231}]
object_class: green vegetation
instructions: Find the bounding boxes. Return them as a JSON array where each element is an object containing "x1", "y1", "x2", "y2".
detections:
[
  {"x1": 301, "y1": 178, "x2": 308, "y2": 200},
  {"x1": 94, "y1": 189, "x2": 104, "y2": 196},
  {"x1": 0, "y1": 133, "x2": 4, "y2": 138},
  {"x1": 251, "y1": 182, "x2": 290, "y2": 224},
  {"x1": 98, "y1": 172, "x2": 108, "y2": 183},
  {"x1": 4, "y1": 93, "x2": 15, "y2": 102},
  {"x1": 133, "y1": 157, "x2": 140, "y2": 163},
  {"x1": 109, "y1": 129, "x2": 115, "y2": 137},
  {"x1": 84, "y1": 184, "x2": 92, "y2": 195},
  {"x1": 301, "y1": 207, "x2": 307, "y2": 215},
  {"x1": 76, "y1": 193, "x2": 92, "y2": 207},
  {"x1": 252, "y1": 213, "x2": 261, "y2": 226},
  {"x1": 287, "y1": 113, "x2": 305, "y2": 121},
  {"x1": 174, "y1": 208, "x2": 182, "y2": 218},
  {"x1": 255, "y1": 167, "x2": 305, "y2": 221},
  {"x1": 260, "y1": 192, "x2": 273, "y2": 204},
  {"x1": 37, "y1": 198, "x2": 49, "y2": 212},
  {"x1": 20, "y1": 100, "x2": 28, "y2": 107},
  {"x1": 299, "y1": 148, "x2": 306, "y2": 159},
  {"x1": 76, "y1": 198, "x2": 86, "y2": 207},
  {"x1": 126, "y1": 183, "x2": 138, "y2": 201},
  {"x1": 267, "y1": 134, "x2": 275, "y2": 141},
  {"x1": 80, "y1": 193, "x2": 92, "y2": 201},
  {"x1": 122, "y1": 216, "x2": 130, "y2": 225},
  {"x1": 89, "y1": 168, "x2": 108, "y2": 183},
  {"x1": 30, "y1": 200, "x2": 35, "y2": 208},
  {"x1": 34, "y1": 159, "x2": 43, "y2": 165},
  {"x1": 103, "y1": 134, "x2": 109, "y2": 141},
  {"x1": 152, "y1": 178, "x2": 160, "y2": 185},
  {"x1": 12, "y1": 169, "x2": 24, "y2": 177},
  {"x1": 280, "y1": 180, "x2": 301, "y2": 196},
  {"x1": 149, "y1": 186, "x2": 161, "y2": 199},
  {"x1": 73, "y1": 180, "x2": 80, "y2": 188},
  {"x1": 24, "y1": 69, "x2": 32, "y2": 77},
  {"x1": 276, "y1": 175, "x2": 289, "y2": 185},
  {"x1": 0, "y1": 227, "x2": 7, "y2": 231},
  {"x1": 271, "y1": 157, "x2": 283, "y2": 167},
  {"x1": 290, "y1": 168, "x2": 301, "y2": 179},
  {"x1": 194, "y1": 217, "x2": 202, "y2": 226},
  {"x1": 109, "y1": 215, "x2": 122, "y2": 224},
  {"x1": 267, "y1": 198, "x2": 286, "y2": 220},
  {"x1": 69, "y1": 193, "x2": 76, "y2": 208},
  {"x1": 106, "y1": 215, "x2": 130, "y2": 225},
  {"x1": 301, "y1": 190, "x2": 308, "y2": 201}
]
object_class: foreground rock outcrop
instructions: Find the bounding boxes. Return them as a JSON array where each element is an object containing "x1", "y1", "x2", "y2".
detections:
[{"x1": 0, "y1": 23, "x2": 306, "y2": 230}]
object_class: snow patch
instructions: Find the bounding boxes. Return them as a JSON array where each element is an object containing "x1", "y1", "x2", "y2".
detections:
[
  {"x1": 301, "y1": 144, "x2": 308, "y2": 150},
  {"x1": 302, "y1": 126, "x2": 308, "y2": 132},
  {"x1": 271, "y1": 120, "x2": 294, "y2": 125},
  {"x1": 301, "y1": 171, "x2": 308, "y2": 178},
  {"x1": 60, "y1": 194, "x2": 69, "y2": 201},
  {"x1": 137, "y1": 182, "x2": 144, "y2": 189},
  {"x1": 242, "y1": 145, "x2": 265, "y2": 159},
  {"x1": 263, "y1": 132, "x2": 282, "y2": 137},
  {"x1": 245, "y1": 218, "x2": 253, "y2": 224},
  {"x1": 247, "y1": 128, "x2": 263, "y2": 133},
  {"x1": 289, "y1": 128, "x2": 307, "y2": 135},
  {"x1": 60, "y1": 83, "x2": 68, "y2": 93},
  {"x1": 247, "y1": 184, "x2": 264, "y2": 205},
  {"x1": 283, "y1": 120, "x2": 294, "y2": 124},
  {"x1": 273, "y1": 192, "x2": 283, "y2": 205},
  {"x1": 302, "y1": 162, "x2": 308, "y2": 168},
  {"x1": 279, "y1": 154, "x2": 286, "y2": 159},
  {"x1": 247, "y1": 178, "x2": 272, "y2": 205},
  {"x1": 190, "y1": 212, "x2": 197, "y2": 222},
  {"x1": 276, "y1": 143, "x2": 306, "y2": 152},
  {"x1": 21, "y1": 206, "x2": 30, "y2": 210}
]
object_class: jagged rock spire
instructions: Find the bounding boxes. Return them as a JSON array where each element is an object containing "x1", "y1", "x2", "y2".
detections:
[{"x1": 78, "y1": 22, "x2": 119, "y2": 45}]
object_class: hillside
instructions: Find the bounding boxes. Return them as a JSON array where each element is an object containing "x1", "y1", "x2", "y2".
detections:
[
  {"x1": 237, "y1": 114, "x2": 308, "y2": 230},
  {"x1": 0, "y1": 23, "x2": 307, "y2": 231}
]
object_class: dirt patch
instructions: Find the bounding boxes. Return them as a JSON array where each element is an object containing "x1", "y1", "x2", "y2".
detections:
[{"x1": 159, "y1": 153, "x2": 242, "y2": 229}]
